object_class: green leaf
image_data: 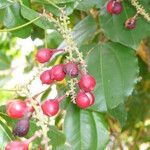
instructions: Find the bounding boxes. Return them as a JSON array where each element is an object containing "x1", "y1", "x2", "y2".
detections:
[
  {"x1": 73, "y1": 15, "x2": 97, "y2": 46},
  {"x1": 46, "y1": 31, "x2": 63, "y2": 49},
  {"x1": 0, "y1": 120, "x2": 14, "y2": 150},
  {"x1": 0, "y1": 105, "x2": 6, "y2": 113},
  {"x1": 0, "y1": 112, "x2": 16, "y2": 127},
  {"x1": 76, "y1": 0, "x2": 100, "y2": 11},
  {"x1": 109, "y1": 103, "x2": 127, "y2": 128},
  {"x1": 0, "y1": 51, "x2": 11, "y2": 70},
  {"x1": 53, "y1": 0, "x2": 75, "y2": 4},
  {"x1": 86, "y1": 42, "x2": 139, "y2": 112},
  {"x1": 33, "y1": 0, "x2": 75, "y2": 4},
  {"x1": 48, "y1": 126, "x2": 66, "y2": 149},
  {"x1": 22, "y1": 0, "x2": 30, "y2": 6},
  {"x1": 100, "y1": 0, "x2": 150, "y2": 49},
  {"x1": 41, "y1": 87, "x2": 52, "y2": 101},
  {"x1": 64, "y1": 103, "x2": 109, "y2": 150},
  {"x1": 0, "y1": 0, "x2": 12, "y2": 9},
  {"x1": 2, "y1": 3, "x2": 31, "y2": 38},
  {"x1": 34, "y1": 0, "x2": 75, "y2": 16},
  {"x1": 21, "y1": 5, "x2": 54, "y2": 29}
]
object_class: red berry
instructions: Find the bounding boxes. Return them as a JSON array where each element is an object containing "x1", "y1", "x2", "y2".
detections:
[
  {"x1": 125, "y1": 17, "x2": 136, "y2": 30},
  {"x1": 5, "y1": 141, "x2": 28, "y2": 150},
  {"x1": 50, "y1": 64, "x2": 66, "y2": 81},
  {"x1": 36, "y1": 48, "x2": 54, "y2": 63},
  {"x1": 107, "y1": 0, "x2": 122, "y2": 15},
  {"x1": 38, "y1": 145, "x2": 43, "y2": 150},
  {"x1": 63, "y1": 62, "x2": 79, "y2": 78},
  {"x1": 76, "y1": 91, "x2": 95, "y2": 109},
  {"x1": 13, "y1": 118, "x2": 30, "y2": 137},
  {"x1": 6, "y1": 100, "x2": 27, "y2": 119},
  {"x1": 25, "y1": 99, "x2": 34, "y2": 113},
  {"x1": 40, "y1": 70, "x2": 53, "y2": 85},
  {"x1": 79, "y1": 73, "x2": 96, "y2": 92},
  {"x1": 41, "y1": 99, "x2": 59, "y2": 116}
]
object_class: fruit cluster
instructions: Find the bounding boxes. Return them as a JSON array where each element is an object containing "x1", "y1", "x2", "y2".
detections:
[
  {"x1": 5, "y1": 48, "x2": 96, "y2": 149},
  {"x1": 5, "y1": 99, "x2": 41, "y2": 150},
  {"x1": 106, "y1": 0, "x2": 137, "y2": 30},
  {"x1": 37, "y1": 48, "x2": 96, "y2": 109}
]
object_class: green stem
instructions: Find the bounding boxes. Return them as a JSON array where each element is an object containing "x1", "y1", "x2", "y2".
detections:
[{"x1": 0, "y1": 16, "x2": 41, "y2": 32}]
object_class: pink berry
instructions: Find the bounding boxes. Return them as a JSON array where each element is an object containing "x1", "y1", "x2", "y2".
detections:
[
  {"x1": 79, "y1": 73, "x2": 96, "y2": 92},
  {"x1": 50, "y1": 64, "x2": 66, "y2": 81},
  {"x1": 36, "y1": 48, "x2": 54, "y2": 63},
  {"x1": 86, "y1": 92, "x2": 95, "y2": 106},
  {"x1": 106, "y1": 0, "x2": 122, "y2": 15},
  {"x1": 40, "y1": 70, "x2": 53, "y2": 85},
  {"x1": 125, "y1": 17, "x2": 136, "y2": 30},
  {"x1": 25, "y1": 99, "x2": 35, "y2": 113},
  {"x1": 76, "y1": 91, "x2": 95, "y2": 109},
  {"x1": 63, "y1": 62, "x2": 79, "y2": 78},
  {"x1": 6, "y1": 100, "x2": 27, "y2": 119},
  {"x1": 41, "y1": 99, "x2": 59, "y2": 116},
  {"x1": 5, "y1": 141, "x2": 28, "y2": 150}
]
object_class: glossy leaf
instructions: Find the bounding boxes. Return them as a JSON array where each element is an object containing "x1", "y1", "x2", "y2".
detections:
[
  {"x1": 48, "y1": 126, "x2": 66, "y2": 149},
  {"x1": 64, "y1": 103, "x2": 109, "y2": 150},
  {"x1": 109, "y1": 103, "x2": 127, "y2": 128},
  {"x1": 2, "y1": 3, "x2": 31, "y2": 38},
  {"x1": 0, "y1": 120, "x2": 14, "y2": 150},
  {"x1": 76, "y1": 0, "x2": 100, "y2": 11},
  {"x1": 0, "y1": 112, "x2": 16, "y2": 126},
  {"x1": 34, "y1": 0, "x2": 75, "y2": 16},
  {"x1": 21, "y1": 5, "x2": 54, "y2": 29},
  {"x1": 100, "y1": 0, "x2": 150, "y2": 49},
  {"x1": 86, "y1": 42, "x2": 139, "y2": 112}
]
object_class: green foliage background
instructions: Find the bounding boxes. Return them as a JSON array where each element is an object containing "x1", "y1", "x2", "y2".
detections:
[{"x1": 0, "y1": 0, "x2": 150, "y2": 149}]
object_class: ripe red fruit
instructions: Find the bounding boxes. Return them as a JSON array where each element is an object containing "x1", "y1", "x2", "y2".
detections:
[
  {"x1": 25, "y1": 99, "x2": 34, "y2": 113},
  {"x1": 38, "y1": 145, "x2": 43, "y2": 150},
  {"x1": 36, "y1": 48, "x2": 54, "y2": 63},
  {"x1": 40, "y1": 70, "x2": 53, "y2": 85},
  {"x1": 125, "y1": 17, "x2": 136, "y2": 30},
  {"x1": 63, "y1": 62, "x2": 78, "y2": 78},
  {"x1": 6, "y1": 100, "x2": 27, "y2": 119},
  {"x1": 106, "y1": 0, "x2": 122, "y2": 15},
  {"x1": 79, "y1": 73, "x2": 96, "y2": 92},
  {"x1": 5, "y1": 141, "x2": 28, "y2": 150},
  {"x1": 13, "y1": 118, "x2": 30, "y2": 137},
  {"x1": 76, "y1": 91, "x2": 95, "y2": 109},
  {"x1": 41, "y1": 99, "x2": 59, "y2": 116},
  {"x1": 50, "y1": 64, "x2": 66, "y2": 81}
]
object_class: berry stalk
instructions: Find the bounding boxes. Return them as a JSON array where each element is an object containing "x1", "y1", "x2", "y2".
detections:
[
  {"x1": 25, "y1": 88, "x2": 50, "y2": 150},
  {"x1": 131, "y1": 0, "x2": 150, "y2": 22}
]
